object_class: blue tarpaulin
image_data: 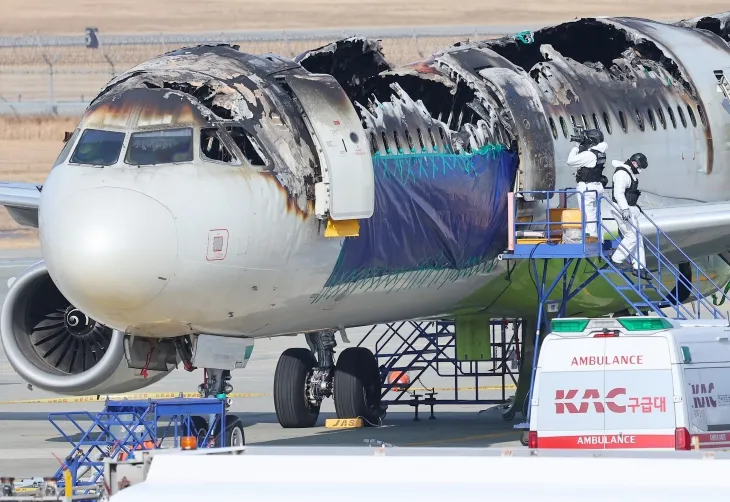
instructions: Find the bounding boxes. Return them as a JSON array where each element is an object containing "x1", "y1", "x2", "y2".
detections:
[
  {"x1": 325, "y1": 145, "x2": 518, "y2": 287},
  {"x1": 323, "y1": 144, "x2": 519, "y2": 290}
]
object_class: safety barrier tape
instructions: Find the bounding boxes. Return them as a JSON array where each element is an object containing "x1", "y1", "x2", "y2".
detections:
[{"x1": 0, "y1": 384, "x2": 516, "y2": 404}]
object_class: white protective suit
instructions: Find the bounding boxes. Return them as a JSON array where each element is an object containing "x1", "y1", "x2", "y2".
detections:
[
  {"x1": 610, "y1": 160, "x2": 646, "y2": 270},
  {"x1": 566, "y1": 142, "x2": 608, "y2": 238}
]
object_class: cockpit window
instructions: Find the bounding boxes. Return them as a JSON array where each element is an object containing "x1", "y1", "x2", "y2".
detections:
[
  {"x1": 70, "y1": 129, "x2": 125, "y2": 166},
  {"x1": 201, "y1": 127, "x2": 236, "y2": 164},
  {"x1": 53, "y1": 128, "x2": 80, "y2": 168},
  {"x1": 226, "y1": 126, "x2": 267, "y2": 167},
  {"x1": 125, "y1": 128, "x2": 193, "y2": 166}
]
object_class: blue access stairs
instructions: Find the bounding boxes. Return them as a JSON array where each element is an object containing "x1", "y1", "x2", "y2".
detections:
[
  {"x1": 501, "y1": 188, "x2": 730, "y2": 432},
  {"x1": 503, "y1": 189, "x2": 730, "y2": 321}
]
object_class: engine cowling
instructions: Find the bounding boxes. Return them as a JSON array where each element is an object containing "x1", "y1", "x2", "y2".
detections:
[{"x1": 1, "y1": 261, "x2": 171, "y2": 396}]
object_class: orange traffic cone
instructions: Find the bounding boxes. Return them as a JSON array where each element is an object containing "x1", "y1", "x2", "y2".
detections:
[{"x1": 387, "y1": 371, "x2": 410, "y2": 392}]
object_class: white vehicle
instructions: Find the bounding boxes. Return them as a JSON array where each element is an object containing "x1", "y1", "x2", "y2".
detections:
[{"x1": 528, "y1": 317, "x2": 730, "y2": 450}]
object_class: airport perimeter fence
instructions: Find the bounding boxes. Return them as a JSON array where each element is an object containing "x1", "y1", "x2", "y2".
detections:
[{"x1": 0, "y1": 25, "x2": 535, "y2": 116}]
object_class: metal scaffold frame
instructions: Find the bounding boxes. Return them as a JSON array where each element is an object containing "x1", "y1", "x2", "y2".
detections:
[
  {"x1": 358, "y1": 318, "x2": 523, "y2": 418},
  {"x1": 501, "y1": 188, "x2": 730, "y2": 431},
  {"x1": 49, "y1": 397, "x2": 227, "y2": 492}
]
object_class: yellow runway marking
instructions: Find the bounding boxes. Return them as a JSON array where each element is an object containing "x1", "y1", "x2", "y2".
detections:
[{"x1": 0, "y1": 384, "x2": 516, "y2": 405}]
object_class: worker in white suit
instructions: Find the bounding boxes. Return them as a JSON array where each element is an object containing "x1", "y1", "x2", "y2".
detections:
[
  {"x1": 566, "y1": 128, "x2": 608, "y2": 238},
  {"x1": 610, "y1": 153, "x2": 649, "y2": 279}
]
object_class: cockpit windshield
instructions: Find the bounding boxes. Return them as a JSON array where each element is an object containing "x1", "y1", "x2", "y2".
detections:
[
  {"x1": 70, "y1": 129, "x2": 125, "y2": 166},
  {"x1": 125, "y1": 128, "x2": 193, "y2": 166}
]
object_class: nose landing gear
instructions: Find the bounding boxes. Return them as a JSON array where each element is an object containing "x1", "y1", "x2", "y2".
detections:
[{"x1": 194, "y1": 368, "x2": 245, "y2": 447}]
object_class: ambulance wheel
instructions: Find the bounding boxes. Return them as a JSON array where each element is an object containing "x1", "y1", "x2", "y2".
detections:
[
  {"x1": 216, "y1": 415, "x2": 245, "y2": 447},
  {"x1": 520, "y1": 431, "x2": 529, "y2": 447},
  {"x1": 334, "y1": 347, "x2": 382, "y2": 426},
  {"x1": 274, "y1": 348, "x2": 321, "y2": 428}
]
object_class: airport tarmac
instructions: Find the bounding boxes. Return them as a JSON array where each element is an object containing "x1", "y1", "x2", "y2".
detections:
[{"x1": 0, "y1": 248, "x2": 524, "y2": 479}]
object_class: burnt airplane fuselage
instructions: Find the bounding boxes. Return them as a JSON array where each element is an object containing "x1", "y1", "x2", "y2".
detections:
[{"x1": 36, "y1": 14, "x2": 730, "y2": 344}]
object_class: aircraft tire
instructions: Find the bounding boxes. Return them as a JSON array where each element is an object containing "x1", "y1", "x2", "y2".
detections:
[
  {"x1": 273, "y1": 348, "x2": 321, "y2": 428},
  {"x1": 520, "y1": 431, "x2": 529, "y2": 447},
  {"x1": 333, "y1": 347, "x2": 382, "y2": 426},
  {"x1": 216, "y1": 414, "x2": 245, "y2": 447}
]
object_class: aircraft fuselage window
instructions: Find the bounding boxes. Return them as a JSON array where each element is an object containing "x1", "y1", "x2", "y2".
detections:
[
  {"x1": 602, "y1": 112, "x2": 612, "y2": 134},
  {"x1": 54, "y1": 128, "x2": 80, "y2": 168},
  {"x1": 201, "y1": 128, "x2": 236, "y2": 164},
  {"x1": 559, "y1": 116, "x2": 568, "y2": 138},
  {"x1": 70, "y1": 128, "x2": 125, "y2": 166},
  {"x1": 125, "y1": 128, "x2": 193, "y2": 166},
  {"x1": 225, "y1": 126, "x2": 267, "y2": 166},
  {"x1": 548, "y1": 117, "x2": 558, "y2": 139}
]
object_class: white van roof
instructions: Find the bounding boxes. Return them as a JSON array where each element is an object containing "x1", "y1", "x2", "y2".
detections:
[
  {"x1": 548, "y1": 316, "x2": 730, "y2": 365},
  {"x1": 549, "y1": 317, "x2": 730, "y2": 335}
]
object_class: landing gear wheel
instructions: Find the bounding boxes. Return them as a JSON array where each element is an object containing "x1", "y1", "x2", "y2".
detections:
[
  {"x1": 216, "y1": 414, "x2": 245, "y2": 447},
  {"x1": 274, "y1": 348, "x2": 320, "y2": 428},
  {"x1": 334, "y1": 347, "x2": 382, "y2": 426},
  {"x1": 501, "y1": 405, "x2": 516, "y2": 421},
  {"x1": 522, "y1": 393, "x2": 530, "y2": 419},
  {"x1": 189, "y1": 415, "x2": 211, "y2": 447}
]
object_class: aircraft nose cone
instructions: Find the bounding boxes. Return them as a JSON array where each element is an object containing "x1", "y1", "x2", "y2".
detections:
[{"x1": 41, "y1": 187, "x2": 177, "y2": 312}]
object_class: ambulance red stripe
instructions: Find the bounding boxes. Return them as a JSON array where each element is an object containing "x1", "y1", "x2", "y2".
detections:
[
  {"x1": 693, "y1": 432, "x2": 730, "y2": 449},
  {"x1": 537, "y1": 434, "x2": 675, "y2": 449}
]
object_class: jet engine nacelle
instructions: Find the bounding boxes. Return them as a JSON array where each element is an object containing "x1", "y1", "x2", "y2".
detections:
[{"x1": 1, "y1": 261, "x2": 171, "y2": 396}]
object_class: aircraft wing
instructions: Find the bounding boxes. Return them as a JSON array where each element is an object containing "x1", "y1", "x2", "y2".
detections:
[
  {"x1": 602, "y1": 201, "x2": 730, "y2": 264},
  {"x1": 0, "y1": 182, "x2": 42, "y2": 228}
]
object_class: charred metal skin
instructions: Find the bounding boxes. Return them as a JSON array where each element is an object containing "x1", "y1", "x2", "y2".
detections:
[{"x1": 4, "y1": 13, "x2": 730, "y2": 412}]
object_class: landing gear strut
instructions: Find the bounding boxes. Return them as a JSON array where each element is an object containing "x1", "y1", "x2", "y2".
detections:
[
  {"x1": 195, "y1": 368, "x2": 245, "y2": 447},
  {"x1": 273, "y1": 330, "x2": 385, "y2": 428}
]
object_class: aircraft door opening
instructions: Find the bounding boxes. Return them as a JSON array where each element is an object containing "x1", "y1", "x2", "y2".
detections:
[{"x1": 283, "y1": 74, "x2": 375, "y2": 222}]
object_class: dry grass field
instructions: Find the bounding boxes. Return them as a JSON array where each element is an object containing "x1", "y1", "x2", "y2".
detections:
[
  {"x1": 1, "y1": 0, "x2": 727, "y2": 35},
  {"x1": 0, "y1": 1, "x2": 727, "y2": 249}
]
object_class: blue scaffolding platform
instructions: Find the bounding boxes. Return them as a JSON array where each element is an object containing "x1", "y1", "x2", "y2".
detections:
[
  {"x1": 358, "y1": 318, "x2": 522, "y2": 419},
  {"x1": 500, "y1": 189, "x2": 730, "y2": 432},
  {"x1": 49, "y1": 396, "x2": 227, "y2": 492}
]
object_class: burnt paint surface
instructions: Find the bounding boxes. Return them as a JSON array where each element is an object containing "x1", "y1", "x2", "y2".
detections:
[
  {"x1": 88, "y1": 44, "x2": 322, "y2": 208},
  {"x1": 82, "y1": 88, "x2": 208, "y2": 130},
  {"x1": 72, "y1": 14, "x2": 730, "y2": 290}
]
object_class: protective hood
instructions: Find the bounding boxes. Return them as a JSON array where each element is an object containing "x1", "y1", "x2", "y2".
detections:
[
  {"x1": 612, "y1": 160, "x2": 639, "y2": 175},
  {"x1": 590, "y1": 142, "x2": 608, "y2": 153}
]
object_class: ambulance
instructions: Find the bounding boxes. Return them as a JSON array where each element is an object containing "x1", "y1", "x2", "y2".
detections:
[{"x1": 528, "y1": 316, "x2": 730, "y2": 450}]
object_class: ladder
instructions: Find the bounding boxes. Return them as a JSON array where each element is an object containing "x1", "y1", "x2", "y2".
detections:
[
  {"x1": 503, "y1": 188, "x2": 730, "y2": 320},
  {"x1": 501, "y1": 188, "x2": 730, "y2": 431},
  {"x1": 714, "y1": 69, "x2": 730, "y2": 102}
]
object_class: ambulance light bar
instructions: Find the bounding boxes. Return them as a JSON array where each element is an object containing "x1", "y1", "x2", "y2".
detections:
[
  {"x1": 617, "y1": 317, "x2": 673, "y2": 331},
  {"x1": 551, "y1": 317, "x2": 673, "y2": 333}
]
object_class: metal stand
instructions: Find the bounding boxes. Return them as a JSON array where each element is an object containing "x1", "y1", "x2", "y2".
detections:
[
  {"x1": 358, "y1": 318, "x2": 521, "y2": 419},
  {"x1": 502, "y1": 188, "x2": 730, "y2": 432},
  {"x1": 49, "y1": 397, "x2": 226, "y2": 493}
]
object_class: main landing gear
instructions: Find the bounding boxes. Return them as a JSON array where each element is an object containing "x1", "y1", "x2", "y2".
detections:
[{"x1": 273, "y1": 330, "x2": 386, "y2": 428}]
